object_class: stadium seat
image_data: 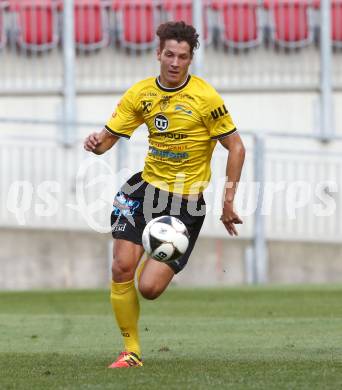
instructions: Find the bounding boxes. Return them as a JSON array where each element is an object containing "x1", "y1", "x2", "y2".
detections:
[
  {"x1": 331, "y1": 0, "x2": 342, "y2": 47},
  {"x1": 0, "y1": 0, "x2": 7, "y2": 49},
  {"x1": 74, "y1": 0, "x2": 109, "y2": 50},
  {"x1": 313, "y1": 0, "x2": 342, "y2": 48},
  {"x1": 162, "y1": 0, "x2": 210, "y2": 43},
  {"x1": 113, "y1": 0, "x2": 161, "y2": 49},
  {"x1": 264, "y1": 0, "x2": 314, "y2": 48},
  {"x1": 9, "y1": 0, "x2": 59, "y2": 51},
  {"x1": 212, "y1": 0, "x2": 262, "y2": 49}
]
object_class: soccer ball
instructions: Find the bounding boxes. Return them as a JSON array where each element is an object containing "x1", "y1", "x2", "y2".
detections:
[{"x1": 142, "y1": 216, "x2": 190, "y2": 262}]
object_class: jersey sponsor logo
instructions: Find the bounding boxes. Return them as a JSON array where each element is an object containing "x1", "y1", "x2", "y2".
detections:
[
  {"x1": 112, "y1": 223, "x2": 127, "y2": 232},
  {"x1": 211, "y1": 104, "x2": 228, "y2": 120},
  {"x1": 140, "y1": 91, "x2": 157, "y2": 97},
  {"x1": 154, "y1": 114, "x2": 169, "y2": 131},
  {"x1": 175, "y1": 105, "x2": 192, "y2": 115},
  {"x1": 155, "y1": 132, "x2": 188, "y2": 140},
  {"x1": 160, "y1": 96, "x2": 171, "y2": 111},
  {"x1": 179, "y1": 93, "x2": 195, "y2": 101},
  {"x1": 151, "y1": 141, "x2": 187, "y2": 150},
  {"x1": 112, "y1": 192, "x2": 140, "y2": 217},
  {"x1": 141, "y1": 100, "x2": 152, "y2": 113},
  {"x1": 148, "y1": 146, "x2": 189, "y2": 160}
]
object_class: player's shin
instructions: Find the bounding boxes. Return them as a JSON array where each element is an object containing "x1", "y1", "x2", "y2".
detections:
[{"x1": 110, "y1": 279, "x2": 141, "y2": 359}]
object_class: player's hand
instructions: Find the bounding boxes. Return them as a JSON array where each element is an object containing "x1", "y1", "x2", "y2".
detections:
[
  {"x1": 84, "y1": 132, "x2": 100, "y2": 152},
  {"x1": 220, "y1": 201, "x2": 243, "y2": 236}
]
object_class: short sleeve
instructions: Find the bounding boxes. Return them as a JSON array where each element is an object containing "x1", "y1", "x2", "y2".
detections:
[
  {"x1": 202, "y1": 90, "x2": 237, "y2": 140},
  {"x1": 105, "y1": 88, "x2": 144, "y2": 139}
]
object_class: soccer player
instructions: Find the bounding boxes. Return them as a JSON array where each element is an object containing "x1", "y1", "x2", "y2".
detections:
[{"x1": 84, "y1": 21, "x2": 245, "y2": 368}]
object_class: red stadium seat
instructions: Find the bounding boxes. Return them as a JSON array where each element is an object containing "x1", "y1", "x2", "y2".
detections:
[
  {"x1": 9, "y1": 0, "x2": 59, "y2": 51},
  {"x1": 212, "y1": 0, "x2": 262, "y2": 49},
  {"x1": 74, "y1": 0, "x2": 109, "y2": 50},
  {"x1": 264, "y1": 0, "x2": 313, "y2": 48},
  {"x1": 313, "y1": 0, "x2": 342, "y2": 48},
  {"x1": 113, "y1": 0, "x2": 160, "y2": 49},
  {"x1": 162, "y1": 0, "x2": 210, "y2": 43},
  {"x1": 331, "y1": 0, "x2": 342, "y2": 47},
  {"x1": 0, "y1": 1, "x2": 7, "y2": 49}
]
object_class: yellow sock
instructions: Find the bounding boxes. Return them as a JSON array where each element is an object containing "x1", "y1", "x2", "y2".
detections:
[
  {"x1": 135, "y1": 255, "x2": 147, "y2": 283},
  {"x1": 110, "y1": 280, "x2": 141, "y2": 358}
]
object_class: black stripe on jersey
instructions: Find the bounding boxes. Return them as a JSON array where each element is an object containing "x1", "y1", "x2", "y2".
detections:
[
  {"x1": 155, "y1": 75, "x2": 191, "y2": 92},
  {"x1": 211, "y1": 128, "x2": 237, "y2": 140},
  {"x1": 105, "y1": 126, "x2": 130, "y2": 139}
]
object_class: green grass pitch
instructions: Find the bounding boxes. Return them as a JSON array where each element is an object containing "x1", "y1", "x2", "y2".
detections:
[{"x1": 1, "y1": 286, "x2": 342, "y2": 389}]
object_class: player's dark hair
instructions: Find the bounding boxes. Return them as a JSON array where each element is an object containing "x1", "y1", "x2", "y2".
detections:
[{"x1": 156, "y1": 21, "x2": 200, "y2": 56}]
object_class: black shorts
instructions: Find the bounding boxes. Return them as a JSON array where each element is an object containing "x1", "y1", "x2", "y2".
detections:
[{"x1": 110, "y1": 172, "x2": 206, "y2": 274}]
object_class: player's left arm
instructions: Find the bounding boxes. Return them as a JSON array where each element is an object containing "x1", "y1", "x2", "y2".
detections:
[{"x1": 219, "y1": 132, "x2": 246, "y2": 236}]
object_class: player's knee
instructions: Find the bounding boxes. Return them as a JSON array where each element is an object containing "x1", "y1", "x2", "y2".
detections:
[
  {"x1": 138, "y1": 281, "x2": 162, "y2": 300},
  {"x1": 112, "y1": 255, "x2": 134, "y2": 281}
]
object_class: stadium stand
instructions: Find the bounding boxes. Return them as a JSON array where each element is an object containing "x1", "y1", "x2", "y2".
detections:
[
  {"x1": 313, "y1": 0, "x2": 342, "y2": 48},
  {"x1": 162, "y1": 0, "x2": 210, "y2": 43},
  {"x1": 1, "y1": 0, "x2": 341, "y2": 52},
  {"x1": 1, "y1": 0, "x2": 341, "y2": 93},
  {"x1": 0, "y1": 0, "x2": 7, "y2": 49},
  {"x1": 264, "y1": 0, "x2": 314, "y2": 48},
  {"x1": 212, "y1": 0, "x2": 262, "y2": 49},
  {"x1": 331, "y1": 0, "x2": 342, "y2": 47},
  {"x1": 73, "y1": 0, "x2": 109, "y2": 50},
  {"x1": 113, "y1": 0, "x2": 160, "y2": 49},
  {"x1": 9, "y1": 0, "x2": 59, "y2": 51}
]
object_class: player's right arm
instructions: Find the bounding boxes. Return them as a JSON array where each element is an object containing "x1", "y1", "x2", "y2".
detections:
[
  {"x1": 84, "y1": 86, "x2": 144, "y2": 155},
  {"x1": 84, "y1": 128, "x2": 119, "y2": 155}
]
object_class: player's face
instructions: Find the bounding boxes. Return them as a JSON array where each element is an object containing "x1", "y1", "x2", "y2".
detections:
[{"x1": 157, "y1": 40, "x2": 192, "y2": 88}]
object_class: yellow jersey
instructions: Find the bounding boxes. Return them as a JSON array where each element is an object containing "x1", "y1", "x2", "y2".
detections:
[{"x1": 105, "y1": 74, "x2": 236, "y2": 194}]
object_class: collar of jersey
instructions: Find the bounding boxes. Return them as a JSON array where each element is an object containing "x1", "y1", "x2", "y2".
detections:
[{"x1": 155, "y1": 74, "x2": 191, "y2": 92}]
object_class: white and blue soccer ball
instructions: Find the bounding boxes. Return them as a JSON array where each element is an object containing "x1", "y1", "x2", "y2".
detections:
[{"x1": 142, "y1": 216, "x2": 190, "y2": 262}]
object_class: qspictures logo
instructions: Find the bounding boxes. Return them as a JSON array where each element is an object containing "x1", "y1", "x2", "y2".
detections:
[{"x1": 4, "y1": 159, "x2": 339, "y2": 233}]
